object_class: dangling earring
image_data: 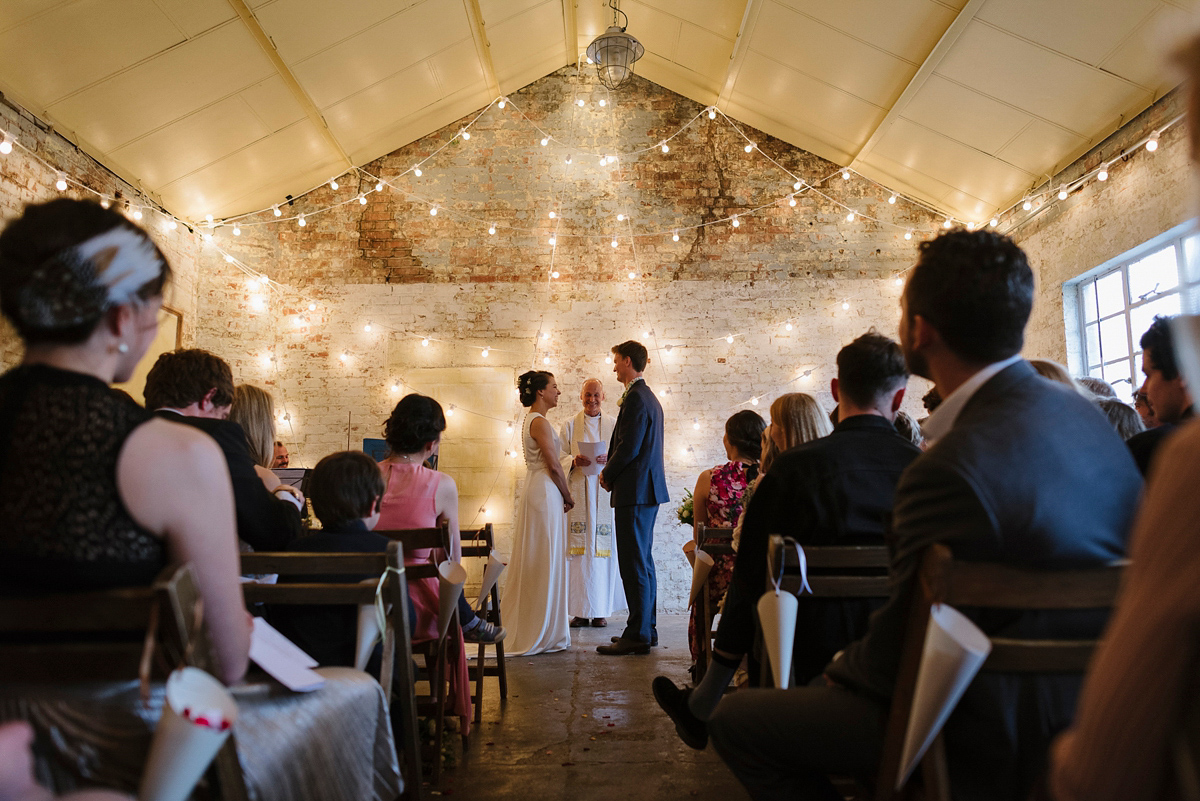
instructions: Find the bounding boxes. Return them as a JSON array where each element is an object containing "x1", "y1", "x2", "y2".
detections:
[{"x1": 117, "y1": 343, "x2": 129, "y2": 354}]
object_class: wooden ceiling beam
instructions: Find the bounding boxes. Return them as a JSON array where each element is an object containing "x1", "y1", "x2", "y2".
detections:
[
  {"x1": 715, "y1": 0, "x2": 758, "y2": 112},
  {"x1": 464, "y1": 0, "x2": 502, "y2": 100}
]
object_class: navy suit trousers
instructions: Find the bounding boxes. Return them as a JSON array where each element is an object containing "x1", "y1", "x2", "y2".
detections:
[{"x1": 615, "y1": 503, "x2": 659, "y2": 643}]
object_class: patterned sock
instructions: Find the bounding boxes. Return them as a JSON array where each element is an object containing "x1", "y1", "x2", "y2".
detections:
[{"x1": 687, "y1": 653, "x2": 739, "y2": 720}]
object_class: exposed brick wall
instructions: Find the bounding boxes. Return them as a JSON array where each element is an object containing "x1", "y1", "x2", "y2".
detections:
[{"x1": 193, "y1": 68, "x2": 941, "y2": 609}]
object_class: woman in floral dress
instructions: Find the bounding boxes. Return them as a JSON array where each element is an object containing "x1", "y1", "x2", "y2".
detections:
[{"x1": 688, "y1": 410, "x2": 766, "y2": 668}]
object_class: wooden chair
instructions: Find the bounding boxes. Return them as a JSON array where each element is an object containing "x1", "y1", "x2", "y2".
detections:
[
  {"x1": 460, "y1": 523, "x2": 508, "y2": 725},
  {"x1": 759, "y1": 535, "x2": 890, "y2": 687},
  {"x1": 694, "y1": 525, "x2": 736, "y2": 681},
  {"x1": 239, "y1": 543, "x2": 422, "y2": 801},
  {"x1": 0, "y1": 564, "x2": 250, "y2": 801},
  {"x1": 874, "y1": 543, "x2": 1126, "y2": 801},
  {"x1": 375, "y1": 523, "x2": 464, "y2": 785}
]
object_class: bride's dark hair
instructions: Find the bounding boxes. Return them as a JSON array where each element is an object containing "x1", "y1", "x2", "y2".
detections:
[{"x1": 517, "y1": 370, "x2": 553, "y2": 407}]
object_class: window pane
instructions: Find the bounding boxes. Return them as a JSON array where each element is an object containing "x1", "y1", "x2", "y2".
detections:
[
  {"x1": 1127, "y1": 246, "x2": 1180, "y2": 302},
  {"x1": 1184, "y1": 235, "x2": 1200, "y2": 287},
  {"x1": 1098, "y1": 314, "x2": 1129, "y2": 362},
  {"x1": 1096, "y1": 270, "x2": 1125, "y2": 318},
  {"x1": 1085, "y1": 323, "x2": 1101, "y2": 367},
  {"x1": 1081, "y1": 281, "x2": 1098, "y2": 323},
  {"x1": 1129, "y1": 293, "x2": 1182, "y2": 345},
  {"x1": 1103, "y1": 360, "x2": 1133, "y2": 399}
]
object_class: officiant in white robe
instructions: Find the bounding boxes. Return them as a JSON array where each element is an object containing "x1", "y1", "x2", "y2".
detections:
[{"x1": 559, "y1": 379, "x2": 627, "y2": 626}]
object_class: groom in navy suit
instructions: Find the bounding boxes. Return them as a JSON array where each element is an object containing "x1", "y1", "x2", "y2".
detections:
[{"x1": 597, "y1": 340, "x2": 669, "y2": 655}]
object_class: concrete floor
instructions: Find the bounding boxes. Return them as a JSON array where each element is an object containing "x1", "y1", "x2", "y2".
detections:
[{"x1": 443, "y1": 614, "x2": 750, "y2": 800}]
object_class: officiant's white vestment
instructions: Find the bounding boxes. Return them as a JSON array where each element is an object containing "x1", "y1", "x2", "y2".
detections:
[{"x1": 560, "y1": 410, "x2": 627, "y2": 618}]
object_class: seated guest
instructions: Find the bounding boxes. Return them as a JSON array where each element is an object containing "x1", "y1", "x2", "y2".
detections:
[
  {"x1": 892, "y1": 409, "x2": 924, "y2": 448},
  {"x1": 655, "y1": 331, "x2": 921, "y2": 748},
  {"x1": 144, "y1": 351, "x2": 302, "y2": 550},
  {"x1": 377, "y1": 393, "x2": 503, "y2": 737},
  {"x1": 732, "y1": 394, "x2": 830, "y2": 552},
  {"x1": 0, "y1": 721, "x2": 131, "y2": 801},
  {"x1": 273, "y1": 439, "x2": 290, "y2": 467},
  {"x1": 1134, "y1": 382, "x2": 1158, "y2": 429},
  {"x1": 0, "y1": 199, "x2": 399, "y2": 800},
  {"x1": 230, "y1": 384, "x2": 302, "y2": 508},
  {"x1": 707, "y1": 230, "x2": 1142, "y2": 801},
  {"x1": 687, "y1": 410, "x2": 765, "y2": 670},
  {"x1": 1126, "y1": 315, "x2": 1194, "y2": 474},
  {"x1": 271, "y1": 451, "x2": 413, "y2": 667},
  {"x1": 1077, "y1": 375, "x2": 1118, "y2": 399},
  {"x1": 1030, "y1": 358, "x2": 1087, "y2": 394},
  {"x1": 1096, "y1": 398, "x2": 1144, "y2": 441}
]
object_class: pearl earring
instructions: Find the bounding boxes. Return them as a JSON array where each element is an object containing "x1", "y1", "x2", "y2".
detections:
[{"x1": 117, "y1": 343, "x2": 129, "y2": 354}]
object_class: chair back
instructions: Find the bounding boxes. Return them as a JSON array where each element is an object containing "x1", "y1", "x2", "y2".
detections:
[
  {"x1": 698, "y1": 525, "x2": 735, "y2": 556},
  {"x1": 766, "y1": 534, "x2": 891, "y2": 598},
  {"x1": 0, "y1": 564, "x2": 251, "y2": 801},
  {"x1": 874, "y1": 543, "x2": 1126, "y2": 801},
  {"x1": 240, "y1": 543, "x2": 422, "y2": 798},
  {"x1": 376, "y1": 523, "x2": 451, "y2": 582}
]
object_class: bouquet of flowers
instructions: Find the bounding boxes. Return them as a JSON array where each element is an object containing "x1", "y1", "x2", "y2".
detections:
[{"x1": 676, "y1": 489, "x2": 694, "y2": 527}]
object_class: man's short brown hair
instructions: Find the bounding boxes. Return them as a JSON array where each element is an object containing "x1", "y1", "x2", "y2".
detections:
[
  {"x1": 143, "y1": 349, "x2": 234, "y2": 410},
  {"x1": 309, "y1": 451, "x2": 385, "y2": 530},
  {"x1": 612, "y1": 340, "x2": 649, "y2": 372}
]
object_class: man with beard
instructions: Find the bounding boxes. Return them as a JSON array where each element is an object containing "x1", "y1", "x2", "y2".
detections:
[{"x1": 708, "y1": 230, "x2": 1142, "y2": 801}]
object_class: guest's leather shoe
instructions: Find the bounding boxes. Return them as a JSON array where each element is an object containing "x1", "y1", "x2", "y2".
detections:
[
  {"x1": 596, "y1": 637, "x2": 651, "y2": 655},
  {"x1": 591, "y1": 617, "x2": 607, "y2": 627},
  {"x1": 652, "y1": 677, "x2": 708, "y2": 750},
  {"x1": 612, "y1": 634, "x2": 658, "y2": 646},
  {"x1": 570, "y1": 616, "x2": 590, "y2": 628}
]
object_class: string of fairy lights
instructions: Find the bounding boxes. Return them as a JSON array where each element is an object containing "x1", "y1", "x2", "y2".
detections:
[{"x1": 0, "y1": 78, "x2": 1184, "y2": 521}]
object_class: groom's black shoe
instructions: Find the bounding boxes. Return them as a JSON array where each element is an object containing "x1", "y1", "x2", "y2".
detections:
[
  {"x1": 652, "y1": 677, "x2": 708, "y2": 750},
  {"x1": 597, "y1": 637, "x2": 651, "y2": 655},
  {"x1": 611, "y1": 634, "x2": 658, "y2": 646}
]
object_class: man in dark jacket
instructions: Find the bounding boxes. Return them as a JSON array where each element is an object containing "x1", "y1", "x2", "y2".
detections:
[
  {"x1": 144, "y1": 349, "x2": 303, "y2": 551},
  {"x1": 708, "y1": 230, "x2": 1142, "y2": 801},
  {"x1": 653, "y1": 330, "x2": 921, "y2": 749}
]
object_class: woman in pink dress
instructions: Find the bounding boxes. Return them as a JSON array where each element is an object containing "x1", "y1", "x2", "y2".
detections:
[{"x1": 377, "y1": 393, "x2": 502, "y2": 738}]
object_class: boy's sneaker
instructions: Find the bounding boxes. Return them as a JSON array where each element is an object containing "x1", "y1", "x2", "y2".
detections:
[{"x1": 463, "y1": 619, "x2": 506, "y2": 644}]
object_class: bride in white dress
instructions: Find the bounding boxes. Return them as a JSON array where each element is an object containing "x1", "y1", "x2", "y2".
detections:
[{"x1": 503, "y1": 371, "x2": 576, "y2": 655}]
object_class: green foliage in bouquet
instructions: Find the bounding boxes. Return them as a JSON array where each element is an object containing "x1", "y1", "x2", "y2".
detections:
[{"x1": 676, "y1": 489, "x2": 694, "y2": 527}]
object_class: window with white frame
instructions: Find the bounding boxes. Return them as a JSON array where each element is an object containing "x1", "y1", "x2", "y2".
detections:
[{"x1": 1074, "y1": 224, "x2": 1200, "y2": 403}]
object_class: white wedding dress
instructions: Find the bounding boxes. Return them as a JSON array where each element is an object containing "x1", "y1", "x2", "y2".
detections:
[{"x1": 503, "y1": 411, "x2": 571, "y2": 655}]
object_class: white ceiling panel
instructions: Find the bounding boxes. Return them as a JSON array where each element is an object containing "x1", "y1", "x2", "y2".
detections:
[
  {"x1": 735, "y1": 50, "x2": 887, "y2": 156},
  {"x1": 672, "y1": 22, "x2": 735, "y2": 78},
  {"x1": 994, "y1": 119, "x2": 1088, "y2": 179},
  {"x1": 254, "y1": 0, "x2": 424, "y2": 63},
  {"x1": 158, "y1": 120, "x2": 339, "y2": 215},
  {"x1": 239, "y1": 75, "x2": 308, "y2": 132},
  {"x1": 901, "y1": 74, "x2": 1033, "y2": 155},
  {"x1": 486, "y1": 2, "x2": 565, "y2": 84},
  {"x1": 750, "y1": 2, "x2": 917, "y2": 108},
  {"x1": 323, "y1": 61, "x2": 442, "y2": 148},
  {"x1": 291, "y1": 2, "x2": 472, "y2": 110},
  {"x1": 976, "y1": 0, "x2": 1161, "y2": 67},
  {"x1": 0, "y1": 0, "x2": 1178, "y2": 224},
  {"x1": 936, "y1": 21, "x2": 1154, "y2": 135},
  {"x1": 111, "y1": 96, "x2": 271, "y2": 188},
  {"x1": 0, "y1": 0, "x2": 184, "y2": 104},
  {"x1": 871, "y1": 118, "x2": 1034, "y2": 206},
  {"x1": 153, "y1": 0, "x2": 237, "y2": 39},
  {"x1": 45, "y1": 21, "x2": 274, "y2": 151},
  {"x1": 772, "y1": 0, "x2": 961, "y2": 60},
  {"x1": 1100, "y1": 4, "x2": 1191, "y2": 91}
]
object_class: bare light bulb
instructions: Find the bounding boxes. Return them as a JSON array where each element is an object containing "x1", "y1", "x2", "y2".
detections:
[
  {"x1": 598, "y1": 98, "x2": 607, "y2": 107},
  {"x1": 273, "y1": 205, "x2": 281, "y2": 217},
  {"x1": 206, "y1": 214, "x2": 214, "y2": 224},
  {"x1": 693, "y1": 418, "x2": 700, "y2": 430},
  {"x1": 421, "y1": 337, "x2": 430, "y2": 347},
  {"x1": 841, "y1": 170, "x2": 850, "y2": 180},
  {"x1": 257, "y1": 274, "x2": 269, "y2": 286},
  {"x1": 565, "y1": 154, "x2": 572, "y2": 164},
  {"x1": 498, "y1": 97, "x2": 507, "y2": 109},
  {"x1": 731, "y1": 216, "x2": 740, "y2": 228},
  {"x1": 990, "y1": 217, "x2": 999, "y2": 227},
  {"x1": 224, "y1": 254, "x2": 234, "y2": 263},
  {"x1": 414, "y1": 167, "x2": 422, "y2": 177},
  {"x1": 359, "y1": 194, "x2": 367, "y2": 205},
  {"x1": 750, "y1": 397, "x2": 759, "y2": 406},
  {"x1": 744, "y1": 143, "x2": 754, "y2": 153},
  {"x1": 488, "y1": 224, "x2": 497, "y2": 235},
  {"x1": 895, "y1": 276, "x2": 904, "y2": 286},
  {"x1": 672, "y1": 230, "x2": 680, "y2": 241},
  {"x1": 297, "y1": 214, "x2": 306, "y2": 227},
  {"x1": 904, "y1": 231, "x2": 913, "y2": 240},
  {"x1": 543, "y1": 356, "x2": 550, "y2": 365},
  {"x1": 1146, "y1": 132, "x2": 1159, "y2": 152},
  {"x1": 628, "y1": 271, "x2": 636, "y2": 279},
  {"x1": 661, "y1": 142, "x2": 669, "y2": 153},
  {"x1": 889, "y1": 194, "x2": 897, "y2": 204},
  {"x1": 540, "y1": 137, "x2": 549, "y2": 146},
  {"x1": 842, "y1": 301, "x2": 850, "y2": 310},
  {"x1": 617, "y1": 213, "x2": 624, "y2": 221},
  {"x1": 611, "y1": 238, "x2": 618, "y2": 248},
  {"x1": 846, "y1": 211, "x2": 856, "y2": 222},
  {"x1": 308, "y1": 302, "x2": 316, "y2": 311},
  {"x1": 541, "y1": 331, "x2": 550, "y2": 340},
  {"x1": 794, "y1": 181, "x2": 803, "y2": 190},
  {"x1": 943, "y1": 218, "x2": 953, "y2": 229},
  {"x1": 55, "y1": 173, "x2": 67, "y2": 191},
  {"x1": 99, "y1": 196, "x2": 111, "y2": 209},
  {"x1": 460, "y1": 129, "x2": 470, "y2": 140},
  {"x1": 364, "y1": 322, "x2": 372, "y2": 332},
  {"x1": 446, "y1": 405, "x2": 455, "y2": 416},
  {"x1": 1058, "y1": 188, "x2": 1068, "y2": 200},
  {"x1": 708, "y1": 107, "x2": 716, "y2": 119},
  {"x1": 0, "y1": 135, "x2": 12, "y2": 154},
  {"x1": 577, "y1": 98, "x2": 585, "y2": 106},
  {"x1": 1022, "y1": 199, "x2": 1033, "y2": 211},
  {"x1": 548, "y1": 236, "x2": 556, "y2": 245},
  {"x1": 548, "y1": 210, "x2": 556, "y2": 218},
  {"x1": 481, "y1": 348, "x2": 490, "y2": 358},
  {"x1": 232, "y1": 225, "x2": 240, "y2": 235},
  {"x1": 1097, "y1": 167, "x2": 1108, "y2": 182},
  {"x1": 167, "y1": 220, "x2": 177, "y2": 230},
  {"x1": 132, "y1": 207, "x2": 143, "y2": 220},
  {"x1": 330, "y1": 178, "x2": 339, "y2": 190},
  {"x1": 726, "y1": 334, "x2": 734, "y2": 344},
  {"x1": 430, "y1": 206, "x2": 438, "y2": 216},
  {"x1": 785, "y1": 322, "x2": 793, "y2": 331},
  {"x1": 789, "y1": 196, "x2": 797, "y2": 207},
  {"x1": 339, "y1": 351, "x2": 348, "y2": 362},
  {"x1": 551, "y1": 271, "x2": 559, "y2": 278},
  {"x1": 375, "y1": 181, "x2": 384, "y2": 191},
  {"x1": 391, "y1": 382, "x2": 400, "y2": 392}
]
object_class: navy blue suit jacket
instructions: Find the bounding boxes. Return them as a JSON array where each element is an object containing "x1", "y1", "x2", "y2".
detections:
[
  {"x1": 825, "y1": 360, "x2": 1142, "y2": 800},
  {"x1": 601, "y1": 379, "x2": 669, "y2": 508}
]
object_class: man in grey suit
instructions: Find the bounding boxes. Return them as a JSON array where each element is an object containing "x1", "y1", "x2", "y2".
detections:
[
  {"x1": 709, "y1": 230, "x2": 1142, "y2": 800},
  {"x1": 597, "y1": 340, "x2": 669, "y2": 655}
]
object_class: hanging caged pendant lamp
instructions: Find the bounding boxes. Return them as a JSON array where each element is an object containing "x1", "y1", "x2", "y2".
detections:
[{"x1": 585, "y1": 1, "x2": 644, "y2": 90}]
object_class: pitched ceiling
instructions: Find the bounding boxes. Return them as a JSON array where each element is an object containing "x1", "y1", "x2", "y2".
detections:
[{"x1": 0, "y1": 0, "x2": 1188, "y2": 224}]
